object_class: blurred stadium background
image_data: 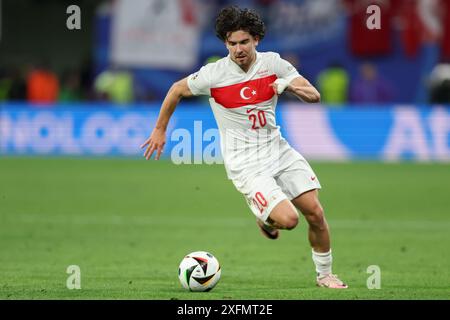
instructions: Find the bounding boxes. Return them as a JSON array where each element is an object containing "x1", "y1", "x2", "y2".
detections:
[{"x1": 0, "y1": 0, "x2": 449, "y2": 299}]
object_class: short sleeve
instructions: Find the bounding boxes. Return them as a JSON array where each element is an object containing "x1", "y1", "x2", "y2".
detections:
[
  {"x1": 187, "y1": 65, "x2": 211, "y2": 96},
  {"x1": 273, "y1": 53, "x2": 301, "y2": 84}
]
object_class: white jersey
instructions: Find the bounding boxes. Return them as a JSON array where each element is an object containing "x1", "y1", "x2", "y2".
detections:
[{"x1": 187, "y1": 51, "x2": 301, "y2": 182}]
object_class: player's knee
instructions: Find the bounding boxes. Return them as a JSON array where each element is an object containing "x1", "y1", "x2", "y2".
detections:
[
  {"x1": 268, "y1": 200, "x2": 299, "y2": 230},
  {"x1": 283, "y1": 212, "x2": 299, "y2": 230}
]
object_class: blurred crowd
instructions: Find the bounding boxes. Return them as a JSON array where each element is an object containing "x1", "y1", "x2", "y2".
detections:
[
  {"x1": 0, "y1": 62, "x2": 153, "y2": 105},
  {"x1": 2, "y1": 58, "x2": 449, "y2": 106},
  {"x1": 0, "y1": 61, "x2": 93, "y2": 105},
  {"x1": 2, "y1": 60, "x2": 448, "y2": 107},
  {"x1": 0, "y1": 0, "x2": 449, "y2": 106}
]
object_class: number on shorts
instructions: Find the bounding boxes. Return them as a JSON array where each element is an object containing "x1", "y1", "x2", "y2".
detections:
[{"x1": 253, "y1": 192, "x2": 268, "y2": 214}]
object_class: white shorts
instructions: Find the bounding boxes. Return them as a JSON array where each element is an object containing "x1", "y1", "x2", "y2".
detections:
[{"x1": 231, "y1": 146, "x2": 321, "y2": 222}]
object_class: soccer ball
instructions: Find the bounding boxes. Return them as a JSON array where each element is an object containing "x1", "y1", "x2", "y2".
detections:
[{"x1": 178, "y1": 251, "x2": 221, "y2": 292}]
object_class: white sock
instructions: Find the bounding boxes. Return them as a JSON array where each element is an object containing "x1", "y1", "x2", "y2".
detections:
[{"x1": 312, "y1": 249, "x2": 332, "y2": 277}]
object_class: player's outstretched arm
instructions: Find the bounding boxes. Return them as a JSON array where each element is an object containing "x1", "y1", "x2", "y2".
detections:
[
  {"x1": 141, "y1": 77, "x2": 193, "y2": 160},
  {"x1": 272, "y1": 77, "x2": 320, "y2": 103},
  {"x1": 287, "y1": 77, "x2": 321, "y2": 103}
]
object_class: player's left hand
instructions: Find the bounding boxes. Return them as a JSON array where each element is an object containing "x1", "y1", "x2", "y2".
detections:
[{"x1": 270, "y1": 79, "x2": 290, "y2": 95}]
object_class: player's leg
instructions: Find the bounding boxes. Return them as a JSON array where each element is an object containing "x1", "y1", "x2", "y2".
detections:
[
  {"x1": 291, "y1": 189, "x2": 329, "y2": 253},
  {"x1": 273, "y1": 148, "x2": 329, "y2": 251},
  {"x1": 266, "y1": 199, "x2": 299, "y2": 230},
  {"x1": 257, "y1": 198, "x2": 299, "y2": 239},
  {"x1": 291, "y1": 189, "x2": 347, "y2": 288},
  {"x1": 237, "y1": 175, "x2": 298, "y2": 239},
  {"x1": 274, "y1": 147, "x2": 348, "y2": 288}
]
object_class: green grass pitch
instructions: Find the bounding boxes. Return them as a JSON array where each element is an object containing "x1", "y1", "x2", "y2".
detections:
[{"x1": 0, "y1": 157, "x2": 449, "y2": 299}]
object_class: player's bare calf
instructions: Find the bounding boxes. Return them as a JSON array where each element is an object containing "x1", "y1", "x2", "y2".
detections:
[{"x1": 292, "y1": 189, "x2": 330, "y2": 253}]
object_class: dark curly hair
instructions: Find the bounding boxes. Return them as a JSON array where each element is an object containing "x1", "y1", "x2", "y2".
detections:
[{"x1": 215, "y1": 6, "x2": 266, "y2": 42}]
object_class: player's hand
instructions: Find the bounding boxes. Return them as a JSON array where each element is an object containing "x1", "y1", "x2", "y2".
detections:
[
  {"x1": 269, "y1": 83, "x2": 278, "y2": 95},
  {"x1": 270, "y1": 79, "x2": 290, "y2": 95},
  {"x1": 140, "y1": 128, "x2": 166, "y2": 160}
]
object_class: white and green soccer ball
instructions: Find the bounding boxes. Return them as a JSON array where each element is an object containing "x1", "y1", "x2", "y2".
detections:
[{"x1": 178, "y1": 251, "x2": 221, "y2": 292}]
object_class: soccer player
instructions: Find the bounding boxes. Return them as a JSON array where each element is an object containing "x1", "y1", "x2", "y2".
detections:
[{"x1": 141, "y1": 6, "x2": 348, "y2": 289}]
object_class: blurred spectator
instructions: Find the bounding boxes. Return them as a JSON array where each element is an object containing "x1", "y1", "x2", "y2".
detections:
[
  {"x1": 94, "y1": 67, "x2": 134, "y2": 105},
  {"x1": 79, "y1": 57, "x2": 95, "y2": 101},
  {"x1": 26, "y1": 62, "x2": 59, "y2": 104},
  {"x1": 350, "y1": 62, "x2": 395, "y2": 104},
  {"x1": 8, "y1": 67, "x2": 28, "y2": 101},
  {"x1": 133, "y1": 72, "x2": 159, "y2": 103},
  {"x1": 0, "y1": 68, "x2": 11, "y2": 101},
  {"x1": 206, "y1": 55, "x2": 222, "y2": 64},
  {"x1": 428, "y1": 63, "x2": 450, "y2": 103},
  {"x1": 317, "y1": 62, "x2": 349, "y2": 105},
  {"x1": 59, "y1": 70, "x2": 82, "y2": 102}
]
